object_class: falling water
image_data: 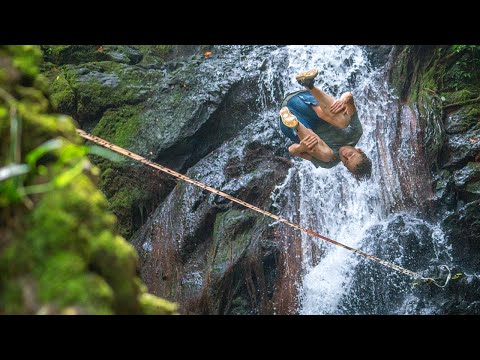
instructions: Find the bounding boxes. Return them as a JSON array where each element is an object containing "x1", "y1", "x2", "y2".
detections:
[{"x1": 258, "y1": 45, "x2": 451, "y2": 314}]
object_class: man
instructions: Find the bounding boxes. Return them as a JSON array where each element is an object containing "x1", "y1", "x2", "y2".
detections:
[{"x1": 279, "y1": 68, "x2": 372, "y2": 180}]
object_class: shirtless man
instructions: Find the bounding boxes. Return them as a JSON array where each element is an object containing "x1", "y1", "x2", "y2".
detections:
[{"x1": 279, "y1": 68, "x2": 372, "y2": 180}]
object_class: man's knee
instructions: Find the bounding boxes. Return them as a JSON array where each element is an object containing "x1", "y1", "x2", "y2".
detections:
[{"x1": 332, "y1": 114, "x2": 351, "y2": 129}]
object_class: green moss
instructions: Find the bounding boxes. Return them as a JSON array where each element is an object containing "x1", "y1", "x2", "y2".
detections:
[
  {"x1": 139, "y1": 293, "x2": 178, "y2": 315},
  {"x1": 37, "y1": 252, "x2": 114, "y2": 314},
  {"x1": 94, "y1": 157, "x2": 158, "y2": 239},
  {"x1": 135, "y1": 45, "x2": 173, "y2": 63},
  {"x1": 441, "y1": 89, "x2": 478, "y2": 106},
  {"x1": 41, "y1": 45, "x2": 109, "y2": 64},
  {"x1": 7, "y1": 45, "x2": 42, "y2": 78},
  {"x1": 50, "y1": 72, "x2": 76, "y2": 113},
  {"x1": 25, "y1": 174, "x2": 112, "y2": 258},
  {"x1": 89, "y1": 231, "x2": 140, "y2": 313},
  {"x1": 1, "y1": 280, "x2": 24, "y2": 314},
  {"x1": 110, "y1": 186, "x2": 144, "y2": 209},
  {"x1": 93, "y1": 105, "x2": 142, "y2": 148},
  {"x1": 0, "y1": 45, "x2": 176, "y2": 314}
]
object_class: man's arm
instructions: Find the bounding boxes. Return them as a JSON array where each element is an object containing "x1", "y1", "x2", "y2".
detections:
[
  {"x1": 288, "y1": 134, "x2": 334, "y2": 162},
  {"x1": 289, "y1": 143, "x2": 314, "y2": 161}
]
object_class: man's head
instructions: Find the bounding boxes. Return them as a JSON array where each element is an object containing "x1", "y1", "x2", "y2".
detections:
[{"x1": 339, "y1": 146, "x2": 372, "y2": 181}]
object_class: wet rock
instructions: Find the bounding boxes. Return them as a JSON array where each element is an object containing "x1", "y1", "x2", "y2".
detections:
[
  {"x1": 339, "y1": 215, "x2": 449, "y2": 314},
  {"x1": 443, "y1": 200, "x2": 480, "y2": 271},
  {"x1": 42, "y1": 45, "x2": 143, "y2": 65},
  {"x1": 43, "y1": 46, "x2": 280, "y2": 242},
  {"x1": 445, "y1": 105, "x2": 480, "y2": 134},
  {"x1": 433, "y1": 169, "x2": 456, "y2": 210},
  {"x1": 451, "y1": 162, "x2": 480, "y2": 206},
  {"x1": 362, "y1": 45, "x2": 393, "y2": 69},
  {"x1": 444, "y1": 131, "x2": 480, "y2": 168},
  {"x1": 453, "y1": 162, "x2": 480, "y2": 188},
  {"x1": 131, "y1": 126, "x2": 293, "y2": 314}
]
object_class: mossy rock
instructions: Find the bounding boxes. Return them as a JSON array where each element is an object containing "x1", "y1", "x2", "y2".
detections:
[
  {"x1": 50, "y1": 72, "x2": 76, "y2": 114},
  {"x1": 140, "y1": 293, "x2": 178, "y2": 315},
  {"x1": 0, "y1": 45, "x2": 176, "y2": 315},
  {"x1": 441, "y1": 89, "x2": 479, "y2": 106},
  {"x1": 41, "y1": 45, "x2": 143, "y2": 65},
  {"x1": 445, "y1": 104, "x2": 480, "y2": 134},
  {"x1": 208, "y1": 209, "x2": 257, "y2": 275},
  {"x1": 92, "y1": 105, "x2": 143, "y2": 149},
  {"x1": 135, "y1": 45, "x2": 173, "y2": 67},
  {"x1": 42, "y1": 51, "x2": 164, "y2": 132}
]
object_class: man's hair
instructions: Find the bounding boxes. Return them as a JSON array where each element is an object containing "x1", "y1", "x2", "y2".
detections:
[{"x1": 350, "y1": 149, "x2": 372, "y2": 181}]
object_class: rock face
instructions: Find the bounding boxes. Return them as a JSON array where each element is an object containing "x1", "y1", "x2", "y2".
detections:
[
  {"x1": 42, "y1": 45, "x2": 279, "y2": 239},
  {"x1": 339, "y1": 215, "x2": 449, "y2": 314},
  {"x1": 130, "y1": 137, "x2": 296, "y2": 314},
  {"x1": 389, "y1": 45, "x2": 480, "y2": 313},
  {"x1": 42, "y1": 45, "x2": 302, "y2": 314},
  {"x1": 362, "y1": 45, "x2": 393, "y2": 70}
]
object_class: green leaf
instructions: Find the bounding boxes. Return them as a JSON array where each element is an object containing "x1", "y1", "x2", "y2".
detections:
[
  {"x1": 452, "y1": 273, "x2": 463, "y2": 280},
  {"x1": 25, "y1": 138, "x2": 64, "y2": 167},
  {"x1": 0, "y1": 180, "x2": 23, "y2": 206},
  {"x1": 0, "y1": 164, "x2": 30, "y2": 182},
  {"x1": 9, "y1": 111, "x2": 22, "y2": 164},
  {"x1": 87, "y1": 145, "x2": 123, "y2": 162},
  {"x1": 55, "y1": 143, "x2": 88, "y2": 166},
  {"x1": 0, "y1": 106, "x2": 7, "y2": 118},
  {"x1": 52, "y1": 160, "x2": 85, "y2": 188}
]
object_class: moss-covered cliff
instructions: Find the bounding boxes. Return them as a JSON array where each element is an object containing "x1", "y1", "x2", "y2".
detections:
[
  {"x1": 0, "y1": 45, "x2": 177, "y2": 314},
  {"x1": 40, "y1": 45, "x2": 217, "y2": 239}
]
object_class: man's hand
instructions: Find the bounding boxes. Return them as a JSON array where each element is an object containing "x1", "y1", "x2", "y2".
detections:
[
  {"x1": 300, "y1": 134, "x2": 318, "y2": 151},
  {"x1": 330, "y1": 99, "x2": 347, "y2": 114}
]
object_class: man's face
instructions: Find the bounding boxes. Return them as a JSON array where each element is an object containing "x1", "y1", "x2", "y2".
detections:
[{"x1": 339, "y1": 146, "x2": 364, "y2": 173}]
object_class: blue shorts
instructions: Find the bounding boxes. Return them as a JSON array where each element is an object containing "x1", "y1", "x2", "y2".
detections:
[{"x1": 279, "y1": 91, "x2": 322, "y2": 143}]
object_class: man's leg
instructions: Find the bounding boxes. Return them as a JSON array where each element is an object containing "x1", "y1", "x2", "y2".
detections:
[
  {"x1": 292, "y1": 121, "x2": 334, "y2": 162},
  {"x1": 309, "y1": 87, "x2": 351, "y2": 128},
  {"x1": 296, "y1": 69, "x2": 352, "y2": 128}
]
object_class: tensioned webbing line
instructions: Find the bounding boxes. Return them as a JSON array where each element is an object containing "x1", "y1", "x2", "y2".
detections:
[{"x1": 76, "y1": 128, "x2": 448, "y2": 287}]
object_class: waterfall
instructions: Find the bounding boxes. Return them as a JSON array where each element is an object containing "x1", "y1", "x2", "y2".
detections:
[
  {"x1": 257, "y1": 45, "x2": 451, "y2": 314},
  {"x1": 133, "y1": 45, "x2": 454, "y2": 314}
]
